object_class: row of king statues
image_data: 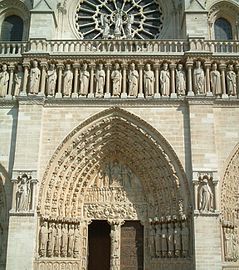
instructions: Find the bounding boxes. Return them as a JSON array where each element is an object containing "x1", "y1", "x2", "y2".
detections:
[{"x1": 0, "y1": 60, "x2": 238, "y2": 99}]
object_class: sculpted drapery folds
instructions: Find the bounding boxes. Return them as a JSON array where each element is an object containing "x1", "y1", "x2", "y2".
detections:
[
  {"x1": 63, "y1": 64, "x2": 73, "y2": 97},
  {"x1": 128, "y1": 63, "x2": 139, "y2": 97},
  {"x1": 160, "y1": 63, "x2": 170, "y2": 97},
  {"x1": 79, "y1": 63, "x2": 90, "y2": 96},
  {"x1": 29, "y1": 60, "x2": 40, "y2": 95},
  {"x1": 95, "y1": 64, "x2": 106, "y2": 97},
  {"x1": 144, "y1": 64, "x2": 155, "y2": 96},
  {"x1": 193, "y1": 60, "x2": 205, "y2": 95},
  {"x1": 0, "y1": 64, "x2": 9, "y2": 98}
]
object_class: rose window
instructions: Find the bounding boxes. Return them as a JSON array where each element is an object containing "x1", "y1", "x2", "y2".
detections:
[{"x1": 75, "y1": 0, "x2": 164, "y2": 39}]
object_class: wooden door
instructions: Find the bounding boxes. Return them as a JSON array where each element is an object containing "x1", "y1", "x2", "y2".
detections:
[{"x1": 120, "y1": 221, "x2": 144, "y2": 270}]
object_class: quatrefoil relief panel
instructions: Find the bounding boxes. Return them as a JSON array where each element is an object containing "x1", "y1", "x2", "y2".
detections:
[{"x1": 75, "y1": 0, "x2": 164, "y2": 39}]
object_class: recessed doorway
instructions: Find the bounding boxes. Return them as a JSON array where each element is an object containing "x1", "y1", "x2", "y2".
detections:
[{"x1": 88, "y1": 220, "x2": 111, "y2": 270}]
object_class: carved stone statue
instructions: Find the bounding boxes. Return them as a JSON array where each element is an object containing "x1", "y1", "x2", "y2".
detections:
[
  {"x1": 181, "y1": 222, "x2": 189, "y2": 257},
  {"x1": 144, "y1": 64, "x2": 155, "y2": 96},
  {"x1": 224, "y1": 227, "x2": 232, "y2": 261},
  {"x1": 125, "y1": 14, "x2": 134, "y2": 38},
  {"x1": 176, "y1": 64, "x2": 186, "y2": 96},
  {"x1": 46, "y1": 63, "x2": 57, "y2": 97},
  {"x1": 68, "y1": 224, "x2": 75, "y2": 257},
  {"x1": 226, "y1": 65, "x2": 237, "y2": 96},
  {"x1": 110, "y1": 224, "x2": 120, "y2": 258},
  {"x1": 63, "y1": 64, "x2": 73, "y2": 97},
  {"x1": 128, "y1": 63, "x2": 139, "y2": 97},
  {"x1": 167, "y1": 222, "x2": 174, "y2": 257},
  {"x1": 161, "y1": 223, "x2": 168, "y2": 257},
  {"x1": 16, "y1": 174, "x2": 31, "y2": 212},
  {"x1": 210, "y1": 63, "x2": 221, "y2": 96},
  {"x1": 73, "y1": 224, "x2": 81, "y2": 258},
  {"x1": 47, "y1": 222, "x2": 56, "y2": 257},
  {"x1": 149, "y1": 226, "x2": 156, "y2": 257},
  {"x1": 174, "y1": 222, "x2": 182, "y2": 257},
  {"x1": 29, "y1": 60, "x2": 40, "y2": 95},
  {"x1": 111, "y1": 63, "x2": 122, "y2": 97},
  {"x1": 54, "y1": 223, "x2": 62, "y2": 257},
  {"x1": 39, "y1": 221, "x2": 48, "y2": 257},
  {"x1": 114, "y1": 9, "x2": 123, "y2": 36},
  {"x1": 160, "y1": 63, "x2": 170, "y2": 96},
  {"x1": 0, "y1": 64, "x2": 9, "y2": 98},
  {"x1": 79, "y1": 63, "x2": 90, "y2": 96},
  {"x1": 95, "y1": 63, "x2": 105, "y2": 97},
  {"x1": 193, "y1": 60, "x2": 205, "y2": 95},
  {"x1": 101, "y1": 14, "x2": 110, "y2": 39},
  {"x1": 199, "y1": 176, "x2": 214, "y2": 212},
  {"x1": 61, "y1": 223, "x2": 68, "y2": 257},
  {"x1": 155, "y1": 224, "x2": 162, "y2": 257},
  {"x1": 14, "y1": 64, "x2": 24, "y2": 96}
]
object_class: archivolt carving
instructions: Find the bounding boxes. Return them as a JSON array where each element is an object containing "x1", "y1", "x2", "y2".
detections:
[
  {"x1": 221, "y1": 144, "x2": 239, "y2": 262},
  {"x1": 38, "y1": 107, "x2": 191, "y2": 221}
]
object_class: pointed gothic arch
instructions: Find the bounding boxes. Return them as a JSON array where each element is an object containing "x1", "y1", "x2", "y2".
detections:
[
  {"x1": 220, "y1": 143, "x2": 239, "y2": 263},
  {"x1": 38, "y1": 107, "x2": 192, "y2": 220}
]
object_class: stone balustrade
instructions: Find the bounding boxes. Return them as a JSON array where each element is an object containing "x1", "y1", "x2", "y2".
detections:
[
  {"x1": 0, "y1": 38, "x2": 239, "y2": 57},
  {"x1": 0, "y1": 58, "x2": 238, "y2": 100}
]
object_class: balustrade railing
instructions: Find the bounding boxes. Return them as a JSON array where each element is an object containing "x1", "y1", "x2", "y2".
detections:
[{"x1": 0, "y1": 38, "x2": 239, "y2": 56}]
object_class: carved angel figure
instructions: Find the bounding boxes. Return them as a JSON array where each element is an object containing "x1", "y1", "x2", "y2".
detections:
[
  {"x1": 0, "y1": 64, "x2": 9, "y2": 98},
  {"x1": 101, "y1": 14, "x2": 110, "y2": 39},
  {"x1": 125, "y1": 14, "x2": 134, "y2": 38}
]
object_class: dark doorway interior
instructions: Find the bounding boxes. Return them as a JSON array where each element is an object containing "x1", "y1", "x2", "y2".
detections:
[
  {"x1": 88, "y1": 220, "x2": 111, "y2": 270},
  {"x1": 120, "y1": 221, "x2": 144, "y2": 270}
]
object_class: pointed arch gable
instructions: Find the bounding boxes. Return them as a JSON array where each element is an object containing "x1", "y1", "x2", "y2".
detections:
[{"x1": 38, "y1": 107, "x2": 192, "y2": 221}]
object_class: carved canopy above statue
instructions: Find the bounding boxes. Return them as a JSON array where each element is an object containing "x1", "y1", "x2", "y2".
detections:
[{"x1": 38, "y1": 108, "x2": 191, "y2": 221}]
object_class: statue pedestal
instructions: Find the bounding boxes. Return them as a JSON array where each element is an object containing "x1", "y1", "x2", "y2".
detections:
[
  {"x1": 137, "y1": 93, "x2": 144, "y2": 99},
  {"x1": 222, "y1": 94, "x2": 229, "y2": 99},
  {"x1": 104, "y1": 93, "x2": 111, "y2": 98},
  {"x1": 5, "y1": 94, "x2": 13, "y2": 100},
  {"x1": 206, "y1": 91, "x2": 213, "y2": 97},
  {"x1": 187, "y1": 91, "x2": 195, "y2": 97},
  {"x1": 55, "y1": 92, "x2": 62, "y2": 98},
  {"x1": 121, "y1": 93, "x2": 127, "y2": 99},
  {"x1": 170, "y1": 93, "x2": 177, "y2": 99},
  {"x1": 154, "y1": 93, "x2": 161, "y2": 99},
  {"x1": 87, "y1": 93, "x2": 95, "y2": 98},
  {"x1": 71, "y1": 93, "x2": 79, "y2": 99}
]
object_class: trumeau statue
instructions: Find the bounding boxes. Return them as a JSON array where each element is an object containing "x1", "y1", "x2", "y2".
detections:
[
  {"x1": 199, "y1": 176, "x2": 214, "y2": 212},
  {"x1": 227, "y1": 64, "x2": 237, "y2": 96},
  {"x1": 16, "y1": 174, "x2": 31, "y2": 212},
  {"x1": 63, "y1": 64, "x2": 73, "y2": 97},
  {"x1": 29, "y1": 60, "x2": 40, "y2": 95},
  {"x1": 128, "y1": 63, "x2": 139, "y2": 97},
  {"x1": 95, "y1": 63, "x2": 105, "y2": 97},
  {"x1": 14, "y1": 64, "x2": 24, "y2": 96},
  {"x1": 176, "y1": 63, "x2": 186, "y2": 96},
  {"x1": 79, "y1": 63, "x2": 90, "y2": 96},
  {"x1": 210, "y1": 63, "x2": 221, "y2": 96},
  {"x1": 193, "y1": 60, "x2": 205, "y2": 95},
  {"x1": 0, "y1": 64, "x2": 9, "y2": 97},
  {"x1": 111, "y1": 63, "x2": 122, "y2": 96},
  {"x1": 144, "y1": 64, "x2": 155, "y2": 96},
  {"x1": 46, "y1": 63, "x2": 57, "y2": 97},
  {"x1": 160, "y1": 63, "x2": 170, "y2": 96}
]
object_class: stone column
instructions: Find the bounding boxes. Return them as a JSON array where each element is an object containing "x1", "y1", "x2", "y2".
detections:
[
  {"x1": 56, "y1": 63, "x2": 64, "y2": 98},
  {"x1": 205, "y1": 62, "x2": 213, "y2": 96},
  {"x1": 108, "y1": 220, "x2": 124, "y2": 270},
  {"x1": 138, "y1": 63, "x2": 144, "y2": 98},
  {"x1": 72, "y1": 63, "x2": 80, "y2": 98},
  {"x1": 21, "y1": 62, "x2": 30, "y2": 96},
  {"x1": 192, "y1": 179, "x2": 199, "y2": 214},
  {"x1": 6, "y1": 65, "x2": 14, "y2": 99},
  {"x1": 154, "y1": 63, "x2": 161, "y2": 98},
  {"x1": 104, "y1": 62, "x2": 111, "y2": 98},
  {"x1": 219, "y1": 63, "x2": 228, "y2": 99},
  {"x1": 121, "y1": 62, "x2": 127, "y2": 98},
  {"x1": 39, "y1": 62, "x2": 47, "y2": 97},
  {"x1": 88, "y1": 63, "x2": 95, "y2": 98},
  {"x1": 186, "y1": 61, "x2": 194, "y2": 96},
  {"x1": 170, "y1": 63, "x2": 177, "y2": 98}
]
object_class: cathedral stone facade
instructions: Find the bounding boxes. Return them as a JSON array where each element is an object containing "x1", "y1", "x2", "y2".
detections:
[{"x1": 0, "y1": 0, "x2": 239, "y2": 270}]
